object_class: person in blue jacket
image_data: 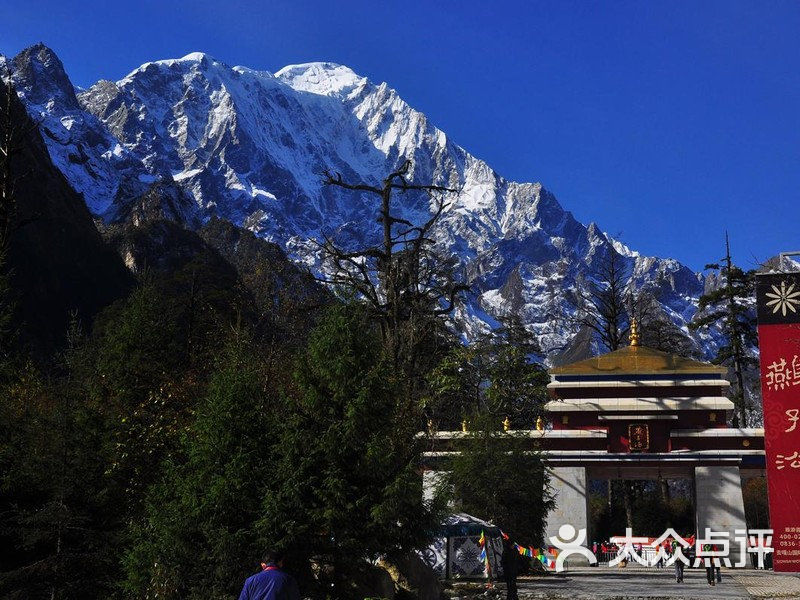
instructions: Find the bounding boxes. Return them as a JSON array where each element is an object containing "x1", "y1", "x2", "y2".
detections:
[{"x1": 238, "y1": 550, "x2": 301, "y2": 600}]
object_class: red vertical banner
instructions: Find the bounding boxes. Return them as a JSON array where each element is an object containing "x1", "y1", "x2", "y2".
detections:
[{"x1": 756, "y1": 272, "x2": 800, "y2": 572}]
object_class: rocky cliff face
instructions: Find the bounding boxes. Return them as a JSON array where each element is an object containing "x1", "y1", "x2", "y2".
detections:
[
  {"x1": 0, "y1": 63, "x2": 133, "y2": 352},
  {"x1": 4, "y1": 44, "x2": 713, "y2": 357}
]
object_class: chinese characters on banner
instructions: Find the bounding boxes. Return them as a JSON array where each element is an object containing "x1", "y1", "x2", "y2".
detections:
[
  {"x1": 628, "y1": 424, "x2": 649, "y2": 451},
  {"x1": 756, "y1": 272, "x2": 800, "y2": 572}
]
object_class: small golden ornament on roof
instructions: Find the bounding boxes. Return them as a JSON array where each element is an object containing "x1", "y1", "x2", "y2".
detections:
[
  {"x1": 629, "y1": 318, "x2": 640, "y2": 347},
  {"x1": 503, "y1": 416, "x2": 511, "y2": 432},
  {"x1": 536, "y1": 416, "x2": 544, "y2": 431},
  {"x1": 461, "y1": 419, "x2": 468, "y2": 433}
]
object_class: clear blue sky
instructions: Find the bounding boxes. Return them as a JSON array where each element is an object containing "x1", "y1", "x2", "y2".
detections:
[{"x1": 2, "y1": 0, "x2": 798, "y2": 271}]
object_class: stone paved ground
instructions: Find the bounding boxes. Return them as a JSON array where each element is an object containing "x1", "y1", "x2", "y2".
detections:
[
  {"x1": 447, "y1": 568, "x2": 800, "y2": 599},
  {"x1": 517, "y1": 568, "x2": 750, "y2": 599},
  {"x1": 732, "y1": 573, "x2": 800, "y2": 598}
]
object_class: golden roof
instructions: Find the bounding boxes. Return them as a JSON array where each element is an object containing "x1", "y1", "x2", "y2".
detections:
[{"x1": 549, "y1": 345, "x2": 727, "y2": 376}]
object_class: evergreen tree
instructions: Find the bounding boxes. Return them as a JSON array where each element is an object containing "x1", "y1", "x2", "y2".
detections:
[
  {"x1": 0, "y1": 325, "x2": 118, "y2": 599},
  {"x1": 425, "y1": 322, "x2": 548, "y2": 429},
  {"x1": 258, "y1": 304, "x2": 441, "y2": 597},
  {"x1": 634, "y1": 291, "x2": 697, "y2": 356},
  {"x1": 87, "y1": 260, "x2": 244, "y2": 518},
  {"x1": 87, "y1": 278, "x2": 190, "y2": 513},
  {"x1": 123, "y1": 331, "x2": 281, "y2": 600},
  {"x1": 125, "y1": 304, "x2": 442, "y2": 600},
  {"x1": 571, "y1": 249, "x2": 693, "y2": 356},
  {"x1": 426, "y1": 324, "x2": 553, "y2": 545},
  {"x1": 425, "y1": 342, "x2": 485, "y2": 427},
  {"x1": 485, "y1": 316, "x2": 548, "y2": 426},
  {"x1": 689, "y1": 234, "x2": 758, "y2": 426}
]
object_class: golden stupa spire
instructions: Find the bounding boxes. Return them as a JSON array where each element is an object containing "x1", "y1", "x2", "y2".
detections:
[{"x1": 629, "y1": 317, "x2": 640, "y2": 347}]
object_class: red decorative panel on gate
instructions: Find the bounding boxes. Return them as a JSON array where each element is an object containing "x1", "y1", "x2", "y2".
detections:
[{"x1": 756, "y1": 272, "x2": 800, "y2": 572}]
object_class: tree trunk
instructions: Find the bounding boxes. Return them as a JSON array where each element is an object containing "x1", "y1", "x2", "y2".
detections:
[
  {"x1": 733, "y1": 352, "x2": 747, "y2": 426},
  {"x1": 623, "y1": 481, "x2": 634, "y2": 530},
  {"x1": 660, "y1": 478, "x2": 670, "y2": 503}
]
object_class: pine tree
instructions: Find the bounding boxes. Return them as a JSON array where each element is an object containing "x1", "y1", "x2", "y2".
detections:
[
  {"x1": 486, "y1": 314, "x2": 548, "y2": 424},
  {"x1": 87, "y1": 278, "x2": 190, "y2": 514},
  {"x1": 258, "y1": 304, "x2": 441, "y2": 597},
  {"x1": 689, "y1": 234, "x2": 757, "y2": 426},
  {"x1": 123, "y1": 331, "x2": 281, "y2": 600},
  {"x1": 0, "y1": 323, "x2": 119, "y2": 599},
  {"x1": 425, "y1": 342, "x2": 486, "y2": 427},
  {"x1": 426, "y1": 324, "x2": 553, "y2": 543},
  {"x1": 634, "y1": 291, "x2": 697, "y2": 356},
  {"x1": 425, "y1": 319, "x2": 548, "y2": 429}
]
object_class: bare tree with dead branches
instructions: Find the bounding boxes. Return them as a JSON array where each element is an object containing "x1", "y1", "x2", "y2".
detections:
[
  {"x1": 571, "y1": 249, "x2": 632, "y2": 352},
  {"x1": 570, "y1": 248, "x2": 687, "y2": 354},
  {"x1": 319, "y1": 159, "x2": 469, "y2": 374}
]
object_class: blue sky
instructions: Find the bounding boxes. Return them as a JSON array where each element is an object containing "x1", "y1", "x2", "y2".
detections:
[{"x1": 2, "y1": 0, "x2": 798, "y2": 271}]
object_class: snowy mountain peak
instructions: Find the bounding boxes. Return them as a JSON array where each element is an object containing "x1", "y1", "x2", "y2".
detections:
[
  {"x1": 178, "y1": 51, "x2": 214, "y2": 63},
  {"x1": 119, "y1": 51, "x2": 229, "y2": 85},
  {"x1": 7, "y1": 44, "x2": 714, "y2": 358},
  {"x1": 9, "y1": 43, "x2": 80, "y2": 110},
  {"x1": 276, "y1": 62, "x2": 367, "y2": 97}
]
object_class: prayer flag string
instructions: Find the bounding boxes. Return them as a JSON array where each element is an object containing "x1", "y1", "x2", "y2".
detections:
[{"x1": 498, "y1": 530, "x2": 558, "y2": 570}]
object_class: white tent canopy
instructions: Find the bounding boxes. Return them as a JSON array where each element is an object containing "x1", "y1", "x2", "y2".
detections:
[{"x1": 420, "y1": 513, "x2": 504, "y2": 580}]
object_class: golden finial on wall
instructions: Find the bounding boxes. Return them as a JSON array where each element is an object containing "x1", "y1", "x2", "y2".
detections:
[
  {"x1": 503, "y1": 416, "x2": 511, "y2": 432},
  {"x1": 629, "y1": 318, "x2": 640, "y2": 347},
  {"x1": 461, "y1": 419, "x2": 468, "y2": 433},
  {"x1": 536, "y1": 416, "x2": 544, "y2": 432}
]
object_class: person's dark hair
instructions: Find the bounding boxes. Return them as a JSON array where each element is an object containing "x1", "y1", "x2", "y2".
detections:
[{"x1": 262, "y1": 549, "x2": 284, "y2": 565}]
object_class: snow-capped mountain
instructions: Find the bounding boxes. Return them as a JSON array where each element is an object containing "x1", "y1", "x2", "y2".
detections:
[{"x1": 4, "y1": 44, "x2": 711, "y2": 357}]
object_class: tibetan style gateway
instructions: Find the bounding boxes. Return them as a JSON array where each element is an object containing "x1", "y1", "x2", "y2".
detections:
[{"x1": 423, "y1": 329, "x2": 766, "y2": 567}]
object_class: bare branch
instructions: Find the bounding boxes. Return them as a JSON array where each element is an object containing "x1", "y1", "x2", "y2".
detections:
[
  {"x1": 316, "y1": 159, "x2": 468, "y2": 376},
  {"x1": 389, "y1": 182, "x2": 457, "y2": 193},
  {"x1": 321, "y1": 170, "x2": 382, "y2": 195}
]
